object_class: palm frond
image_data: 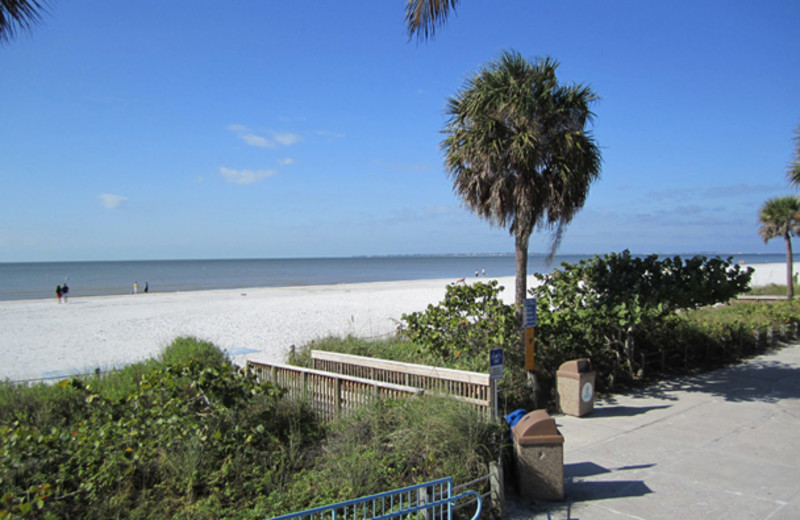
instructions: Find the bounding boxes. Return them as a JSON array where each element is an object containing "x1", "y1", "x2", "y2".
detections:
[
  {"x1": 0, "y1": 0, "x2": 48, "y2": 43},
  {"x1": 789, "y1": 124, "x2": 800, "y2": 188},
  {"x1": 405, "y1": 0, "x2": 460, "y2": 41}
]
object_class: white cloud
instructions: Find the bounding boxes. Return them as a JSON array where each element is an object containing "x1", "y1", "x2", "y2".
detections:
[
  {"x1": 226, "y1": 123, "x2": 247, "y2": 133},
  {"x1": 279, "y1": 158, "x2": 294, "y2": 166},
  {"x1": 98, "y1": 193, "x2": 127, "y2": 209},
  {"x1": 227, "y1": 124, "x2": 301, "y2": 148},
  {"x1": 241, "y1": 133, "x2": 274, "y2": 148},
  {"x1": 219, "y1": 167, "x2": 277, "y2": 185},
  {"x1": 273, "y1": 132, "x2": 301, "y2": 146}
]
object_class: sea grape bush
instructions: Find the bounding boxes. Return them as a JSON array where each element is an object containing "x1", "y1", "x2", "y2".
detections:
[
  {"x1": 399, "y1": 280, "x2": 519, "y2": 368},
  {"x1": 531, "y1": 250, "x2": 753, "y2": 387},
  {"x1": 395, "y1": 252, "x2": 757, "y2": 410},
  {"x1": 399, "y1": 281, "x2": 535, "y2": 410}
]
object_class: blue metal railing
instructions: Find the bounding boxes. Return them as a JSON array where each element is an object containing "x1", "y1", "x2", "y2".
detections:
[{"x1": 267, "y1": 477, "x2": 482, "y2": 520}]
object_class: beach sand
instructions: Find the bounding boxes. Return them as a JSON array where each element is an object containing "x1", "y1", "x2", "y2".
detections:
[
  {"x1": 1, "y1": 262, "x2": 795, "y2": 383},
  {"x1": 0, "y1": 275, "x2": 523, "y2": 382}
]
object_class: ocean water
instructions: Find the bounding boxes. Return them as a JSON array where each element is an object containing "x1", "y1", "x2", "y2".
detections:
[{"x1": 0, "y1": 253, "x2": 784, "y2": 302}]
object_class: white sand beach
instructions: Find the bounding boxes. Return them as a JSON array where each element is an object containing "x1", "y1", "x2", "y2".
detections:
[
  {"x1": 0, "y1": 262, "x2": 795, "y2": 383},
  {"x1": 0, "y1": 275, "x2": 523, "y2": 382}
]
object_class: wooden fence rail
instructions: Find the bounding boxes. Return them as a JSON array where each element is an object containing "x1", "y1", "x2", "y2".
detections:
[
  {"x1": 311, "y1": 350, "x2": 494, "y2": 417},
  {"x1": 246, "y1": 360, "x2": 423, "y2": 421}
]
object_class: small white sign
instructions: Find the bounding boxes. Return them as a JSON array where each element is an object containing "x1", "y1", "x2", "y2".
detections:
[{"x1": 581, "y1": 382, "x2": 594, "y2": 403}]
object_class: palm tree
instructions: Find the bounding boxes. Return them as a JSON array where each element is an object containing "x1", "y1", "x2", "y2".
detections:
[
  {"x1": 405, "y1": 0, "x2": 460, "y2": 40},
  {"x1": 759, "y1": 196, "x2": 800, "y2": 299},
  {"x1": 789, "y1": 124, "x2": 800, "y2": 188},
  {"x1": 442, "y1": 50, "x2": 601, "y2": 310},
  {"x1": 0, "y1": 0, "x2": 48, "y2": 43}
]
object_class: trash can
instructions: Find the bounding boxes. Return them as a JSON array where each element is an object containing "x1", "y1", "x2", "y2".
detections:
[
  {"x1": 556, "y1": 358, "x2": 596, "y2": 417},
  {"x1": 511, "y1": 410, "x2": 564, "y2": 501}
]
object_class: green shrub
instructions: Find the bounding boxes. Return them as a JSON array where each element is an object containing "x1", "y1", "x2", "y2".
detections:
[
  {"x1": 400, "y1": 281, "x2": 519, "y2": 370},
  {"x1": 531, "y1": 251, "x2": 753, "y2": 389},
  {"x1": 1, "y1": 336, "x2": 503, "y2": 519},
  {"x1": 159, "y1": 336, "x2": 229, "y2": 367},
  {"x1": 0, "y1": 338, "x2": 322, "y2": 519}
]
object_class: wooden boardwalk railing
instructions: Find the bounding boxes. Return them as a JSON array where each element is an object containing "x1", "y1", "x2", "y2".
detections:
[
  {"x1": 310, "y1": 350, "x2": 493, "y2": 417},
  {"x1": 246, "y1": 360, "x2": 423, "y2": 421}
]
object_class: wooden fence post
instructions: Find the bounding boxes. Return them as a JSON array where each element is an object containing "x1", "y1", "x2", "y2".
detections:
[{"x1": 335, "y1": 377, "x2": 343, "y2": 419}]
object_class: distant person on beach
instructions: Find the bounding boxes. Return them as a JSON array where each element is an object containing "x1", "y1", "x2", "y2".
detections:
[
  {"x1": 482, "y1": 268, "x2": 486, "y2": 276},
  {"x1": 133, "y1": 281, "x2": 138, "y2": 294},
  {"x1": 144, "y1": 282, "x2": 149, "y2": 293},
  {"x1": 475, "y1": 270, "x2": 479, "y2": 277},
  {"x1": 62, "y1": 283, "x2": 69, "y2": 303},
  {"x1": 55, "y1": 285, "x2": 62, "y2": 303}
]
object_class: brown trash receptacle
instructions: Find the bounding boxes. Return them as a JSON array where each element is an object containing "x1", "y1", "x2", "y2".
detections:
[
  {"x1": 511, "y1": 410, "x2": 564, "y2": 501},
  {"x1": 557, "y1": 358, "x2": 596, "y2": 417}
]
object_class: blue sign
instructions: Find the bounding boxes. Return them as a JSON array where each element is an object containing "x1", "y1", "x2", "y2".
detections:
[
  {"x1": 523, "y1": 298, "x2": 537, "y2": 328},
  {"x1": 490, "y1": 348, "x2": 504, "y2": 380}
]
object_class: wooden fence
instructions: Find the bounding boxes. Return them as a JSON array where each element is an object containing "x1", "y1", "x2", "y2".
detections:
[
  {"x1": 310, "y1": 350, "x2": 494, "y2": 417},
  {"x1": 246, "y1": 360, "x2": 423, "y2": 421}
]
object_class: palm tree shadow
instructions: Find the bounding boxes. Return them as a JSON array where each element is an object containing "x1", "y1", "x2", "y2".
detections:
[
  {"x1": 611, "y1": 355, "x2": 800, "y2": 404},
  {"x1": 585, "y1": 404, "x2": 672, "y2": 418}
]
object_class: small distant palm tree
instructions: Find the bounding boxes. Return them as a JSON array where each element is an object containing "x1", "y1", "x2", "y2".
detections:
[
  {"x1": 0, "y1": 0, "x2": 48, "y2": 43},
  {"x1": 759, "y1": 196, "x2": 800, "y2": 299},
  {"x1": 441, "y1": 50, "x2": 601, "y2": 309},
  {"x1": 789, "y1": 124, "x2": 800, "y2": 188}
]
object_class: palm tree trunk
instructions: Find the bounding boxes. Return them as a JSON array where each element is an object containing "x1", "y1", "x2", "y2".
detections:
[
  {"x1": 786, "y1": 233, "x2": 794, "y2": 300},
  {"x1": 515, "y1": 231, "x2": 530, "y2": 311}
]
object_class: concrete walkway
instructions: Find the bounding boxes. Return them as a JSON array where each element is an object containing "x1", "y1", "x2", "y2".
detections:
[{"x1": 506, "y1": 342, "x2": 800, "y2": 519}]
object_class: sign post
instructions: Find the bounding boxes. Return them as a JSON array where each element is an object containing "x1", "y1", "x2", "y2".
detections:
[
  {"x1": 523, "y1": 298, "x2": 537, "y2": 371},
  {"x1": 489, "y1": 348, "x2": 504, "y2": 421}
]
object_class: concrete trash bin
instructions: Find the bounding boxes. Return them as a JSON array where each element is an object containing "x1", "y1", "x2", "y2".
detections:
[
  {"x1": 557, "y1": 358, "x2": 596, "y2": 417},
  {"x1": 511, "y1": 410, "x2": 564, "y2": 501}
]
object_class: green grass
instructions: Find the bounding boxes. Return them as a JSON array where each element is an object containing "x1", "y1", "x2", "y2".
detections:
[{"x1": 747, "y1": 283, "x2": 799, "y2": 297}]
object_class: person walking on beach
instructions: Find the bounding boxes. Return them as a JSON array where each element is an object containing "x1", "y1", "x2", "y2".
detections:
[
  {"x1": 55, "y1": 285, "x2": 62, "y2": 303},
  {"x1": 62, "y1": 282, "x2": 69, "y2": 303},
  {"x1": 133, "y1": 281, "x2": 138, "y2": 294},
  {"x1": 144, "y1": 281, "x2": 149, "y2": 293}
]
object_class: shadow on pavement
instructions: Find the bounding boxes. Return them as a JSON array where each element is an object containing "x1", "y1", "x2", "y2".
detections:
[
  {"x1": 626, "y1": 359, "x2": 800, "y2": 403},
  {"x1": 584, "y1": 404, "x2": 671, "y2": 418},
  {"x1": 506, "y1": 461, "x2": 654, "y2": 519}
]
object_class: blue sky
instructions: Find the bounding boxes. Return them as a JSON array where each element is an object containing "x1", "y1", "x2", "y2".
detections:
[{"x1": 1, "y1": 0, "x2": 799, "y2": 262}]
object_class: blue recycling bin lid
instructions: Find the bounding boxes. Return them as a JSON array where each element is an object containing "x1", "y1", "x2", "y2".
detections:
[{"x1": 504, "y1": 409, "x2": 527, "y2": 440}]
